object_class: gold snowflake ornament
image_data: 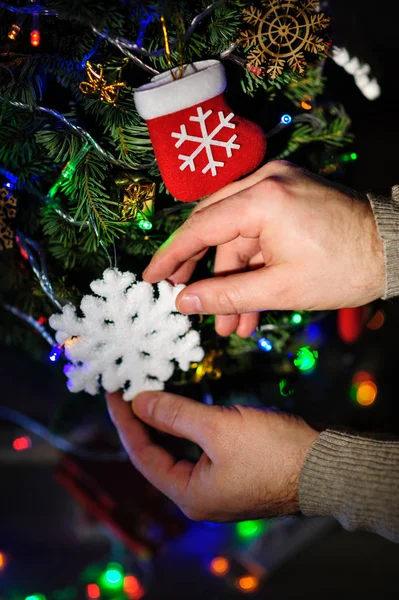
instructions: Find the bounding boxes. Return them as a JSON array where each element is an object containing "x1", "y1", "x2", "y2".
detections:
[
  {"x1": 239, "y1": 0, "x2": 330, "y2": 80},
  {"x1": 0, "y1": 187, "x2": 17, "y2": 251}
]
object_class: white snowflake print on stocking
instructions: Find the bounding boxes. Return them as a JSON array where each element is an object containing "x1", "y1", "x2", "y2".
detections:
[
  {"x1": 134, "y1": 60, "x2": 266, "y2": 201},
  {"x1": 49, "y1": 268, "x2": 205, "y2": 401},
  {"x1": 171, "y1": 107, "x2": 240, "y2": 176}
]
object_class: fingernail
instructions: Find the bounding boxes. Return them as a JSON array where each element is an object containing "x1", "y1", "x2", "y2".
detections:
[{"x1": 177, "y1": 294, "x2": 204, "y2": 314}]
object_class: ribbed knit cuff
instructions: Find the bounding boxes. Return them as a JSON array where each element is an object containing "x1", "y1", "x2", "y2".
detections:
[
  {"x1": 299, "y1": 430, "x2": 399, "y2": 543},
  {"x1": 368, "y1": 186, "x2": 399, "y2": 299}
]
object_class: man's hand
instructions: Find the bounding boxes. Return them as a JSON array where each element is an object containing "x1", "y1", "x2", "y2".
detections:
[
  {"x1": 143, "y1": 161, "x2": 384, "y2": 338},
  {"x1": 106, "y1": 391, "x2": 318, "y2": 522}
]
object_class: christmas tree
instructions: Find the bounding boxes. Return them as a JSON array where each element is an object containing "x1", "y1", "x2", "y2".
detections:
[{"x1": 0, "y1": 0, "x2": 355, "y2": 407}]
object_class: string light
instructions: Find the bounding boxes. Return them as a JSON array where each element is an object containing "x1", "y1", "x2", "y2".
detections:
[
  {"x1": 26, "y1": 595, "x2": 46, "y2": 600},
  {"x1": 331, "y1": 46, "x2": 381, "y2": 101},
  {"x1": 279, "y1": 378, "x2": 294, "y2": 397},
  {"x1": 291, "y1": 312, "x2": 303, "y2": 325},
  {"x1": 300, "y1": 97, "x2": 313, "y2": 110},
  {"x1": 3, "y1": 304, "x2": 57, "y2": 348},
  {"x1": 137, "y1": 215, "x2": 153, "y2": 231},
  {"x1": 237, "y1": 520, "x2": 265, "y2": 539},
  {"x1": 257, "y1": 338, "x2": 273, "y2": 353},
  {"x1": 8, "y1": 23, "x2": 21, "y2": 40},
  {"x1": 294, "y1": 346, "x2": 318, "y2": 372},
  {"x1": 49, "y1": 345, "x2": 63, "y2": 363},
  {"x1": 30, "y1": 12, "x2": 40, "y2": 47},
  {"x1": 352, "y1": 371, "x2": 374, "y2": 384},
  {"x1": 356, "y1": 381, "x2": 377, "y2": 406},
  {"x1": 350, "y1": 372, "x2": 378, "y2": 407},
  {"x1": 30, "y1": 29, "x2": 41, "y2": 46},
  {"x1": 86, "y1": 584, "x2": 100, "y2": 600},
  {"x1": 210, "y1": 557, "x2": 230, "y2": 576},
  {"x1": 0, "y1": 96, "x2": 155, "y2": 171},
  {"x1": 0, "y1": 406, "x2": 127, "y2": 461},
  {"x1": 367, "y1": 310, "x2": 385, "y2": 331},
  {"x1": 236, "y1": 576, "x2": 259, "y2": 593},
  {"x1": 13, "y1": 436, "x2": 32, "y2": 451},
  {"x1": 123, "y1": 576, "x2": 145, "y2": 599},
  {"x1": 47, "y1": 145, "x2": 91, "y2": 199},
  {"x1": 15, "y1": 231, "x2": 64, "y2": 311},
  {"x1": 341, "y1": 152, "x2": 358, "y2": 163},
  {"x1": 281, "y1": 114, "x2": 292, "y2": 125},
  {"x1": 100, "y1": 564, "x2": 124, "y2": 591},
  {"x1": 0, "y1": 552, "x2": 6, "y2": 571}
]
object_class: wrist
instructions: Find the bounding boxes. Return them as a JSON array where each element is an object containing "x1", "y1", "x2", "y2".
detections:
[
  {"x1": 279, "y1": 422, "x2": 319, "y2": 515},
  {"x1": 368, "y1": 187, "x2": 399, "y2": 299}
]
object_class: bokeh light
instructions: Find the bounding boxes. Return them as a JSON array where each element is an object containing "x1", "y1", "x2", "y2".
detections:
[
  {"x1": 352, "y1": 371, "x2": 374, "y2": 384},
  {"x1": 257, "y1": 338, "x2": 273, "y2": 353},
  {"x1": 210, "y1": 557, "x2": 230, "y2": 576},
  {"x1": 86, "y1": 584, "x2": 100, "y2": 599},
  {"x1": 99, "y1": 564, "x2": 124, "y2": 591},
  {"x1": 367, "y1": 310, "x2": 385, "y2": 331},
  {"x1": 291, "y1": 313, "x2": 303, "y2": 325},
  {"x1": 0, "y1": 552, "x2": 6, "y2": 571},
  {"x1": 350, "y1": 372, "x2": 378, "y2": 407},
  {"x1": 294, "y1": 346, "x2": 318, "y2": 372},
  {"x1": 13, "y1": 436, "x2": 32, "y2": 451},
  {"x1": 300, "y1": 100, "x2": 312, "y2": 110},
  {"x1": 124, "y1": 576, "x2": 145, "y2": 599},
  {"x1": 356, "y1": 381, "x2": 378, "y2": 406},
  {"x1": 237, "y1": 520, "x2": 265, "y2": 539},
  {"x1": 236, "y1": 576, "x2": 259, "y2": 592}
]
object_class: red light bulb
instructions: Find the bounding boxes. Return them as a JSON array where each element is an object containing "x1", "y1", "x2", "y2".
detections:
[
  {"x1": 13, "y1": 436, "x2": 32, "y2": 451},
  {"x1": 31, "y1": 29, "x2": 40, "y2": 47}
]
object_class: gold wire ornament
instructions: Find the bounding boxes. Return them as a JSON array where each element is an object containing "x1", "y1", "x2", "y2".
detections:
[
  {"x1": 238, "y1": 0, "x2": 330, "y2": 80},
  {"x1": 160, "y1": 15, "x2": 184, "y2": 80},
  {"x1": 115, "y1": 172, "x2": 156, "y2": 222},
  {"x1": 79, "y1": 61, "x2": 127, "y2": 104},
  {"x1": 0, "y1": 187, "x2": 17, "y2": 251},
  {"x1": 191, "y1": 349, "x2": 223, "y2": 383}
]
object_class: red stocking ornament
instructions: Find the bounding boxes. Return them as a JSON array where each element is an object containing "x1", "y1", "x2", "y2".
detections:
[{"x1": 134, "y1": 60, "x2": 267, "y2": 202}]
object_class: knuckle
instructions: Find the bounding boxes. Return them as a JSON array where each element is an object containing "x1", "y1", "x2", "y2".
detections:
[
  {"x1": 212, "y1": 286, "x2": 242, "y2": 315},
  {"x1": 258, "y1": 176, "x2": 286, "y2": 199},
  {"x1": 271, "y1": 159, "x2": 295, "y2": 170},
  {"x1": 157, "y1": 395, "x2": 184, "y2": 434},
  {"x1": 185, "y1": 208, "x2": 205, "y2": 230}
]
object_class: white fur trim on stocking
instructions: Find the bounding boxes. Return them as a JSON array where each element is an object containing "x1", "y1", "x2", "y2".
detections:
[{"x1": 134, "y1": 60, "x2": 226, "y2": 121}]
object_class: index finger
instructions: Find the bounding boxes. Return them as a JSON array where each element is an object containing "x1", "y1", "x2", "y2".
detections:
[
  {"x1": 143, "y1": 189, "x2": 261, "y2": 284},
  {"x1": 106, "y1": 392, "x2": 195, "y2": 504}
]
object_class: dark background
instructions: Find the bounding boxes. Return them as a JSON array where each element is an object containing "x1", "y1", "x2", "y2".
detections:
[{"x1": 1, "y1": 1, "x2": 399, "y2": 598}]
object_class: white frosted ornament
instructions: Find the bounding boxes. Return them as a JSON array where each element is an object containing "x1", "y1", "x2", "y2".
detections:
[{"x1": 49, "y1": 268, "x2": 205, "y2": 401}]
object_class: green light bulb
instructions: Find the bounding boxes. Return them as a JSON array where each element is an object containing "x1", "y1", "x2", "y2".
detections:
[
  {"x1": 99, "y1": 563, "x2": 124, "y2": 591},
  {"x1": 26, "y1": 594, "x2": 46, "y2": 600},
  {"x1": 138, "y1": 218, "x2": 153, "y2": 231},
  {"x1": 350, "y1": 152, "x2": 358, "y2": 160},
  {"x1": 106, "y1": 569, "x2": 122, "y2": 584},
  {"x1": 294, "y1": 346, "x2": 318, "y2": 372},
  {"x1": 237, "y1": 520, "x2": 264, "y2": 539},
  {"x1": 291, "y1": 313, "x2": 303, "y2": 325}
]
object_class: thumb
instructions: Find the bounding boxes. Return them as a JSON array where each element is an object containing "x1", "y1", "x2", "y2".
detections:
[
  {"x1": 176, "y1": 266, "x2": 294, "y2": 315},
  {"x1": 133, "y1": 391, "x2": 216, "y2": 453}
]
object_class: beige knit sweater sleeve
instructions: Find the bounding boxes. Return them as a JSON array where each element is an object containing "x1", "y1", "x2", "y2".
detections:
[{"x1": 299, "y1": 188, "x2": 399, "y2": 543}]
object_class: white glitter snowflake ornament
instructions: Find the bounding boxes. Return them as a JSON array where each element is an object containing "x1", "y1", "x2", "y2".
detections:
[{"x1": 49, "y1": 268, "x2": 205, "y2": 401}]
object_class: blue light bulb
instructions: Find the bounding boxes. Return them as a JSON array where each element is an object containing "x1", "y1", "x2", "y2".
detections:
[
  {"x1": 49, "y1": 345, "x2": 62, "y2": 363},
  {"x1": 258, "y1": 338, "x2": 273, "y2": 352},
  {"x1": 281, "y1": 114, "x2": 292, "y2": 125}
]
